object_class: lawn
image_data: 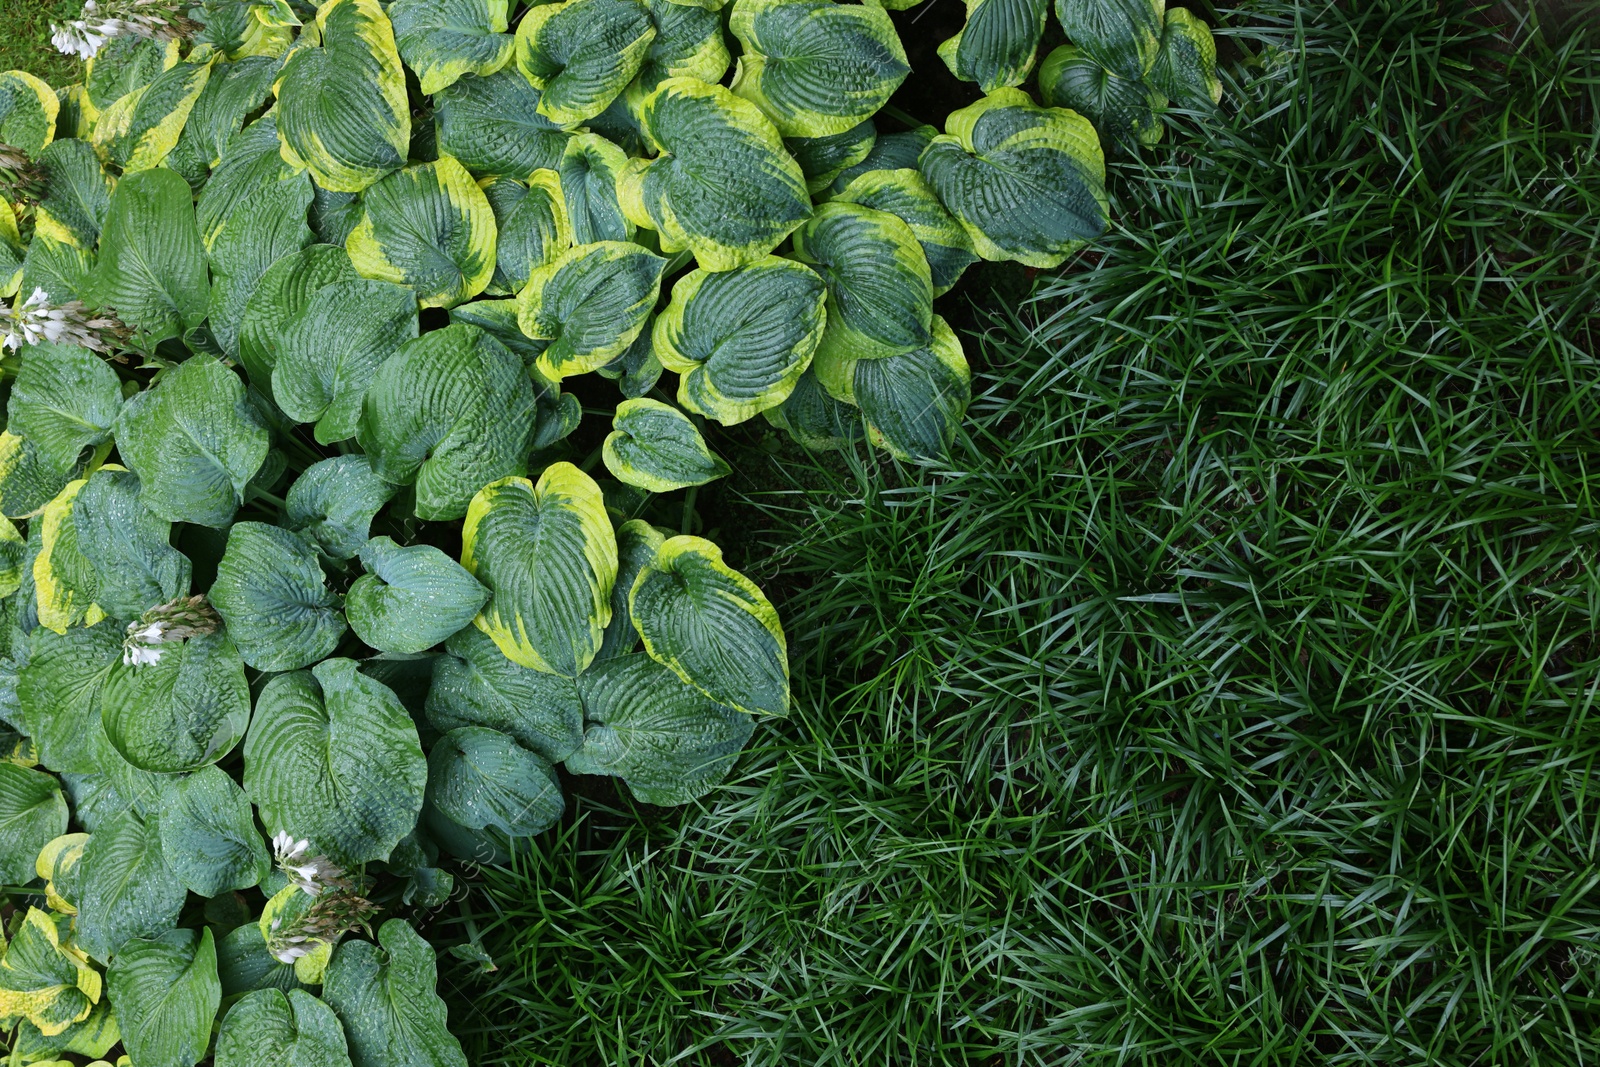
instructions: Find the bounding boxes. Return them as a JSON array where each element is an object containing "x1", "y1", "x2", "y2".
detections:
[{"x1": 0, "y1": 0, "x2": 82, "y2": 83}]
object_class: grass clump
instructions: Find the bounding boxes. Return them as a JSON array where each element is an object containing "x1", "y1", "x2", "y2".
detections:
[{"x1": 436, "y1": 1, "x2": 1600, "y2": 1063}]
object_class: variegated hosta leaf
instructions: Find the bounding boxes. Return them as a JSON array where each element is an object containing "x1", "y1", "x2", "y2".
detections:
[
  {"x1": 6, "y1": 343, "x2": 122, "y2": 474},
  {"x1": 560, "y1": 133, "x2": 633, "y2": 244},
  {"x1": 0, "y1": 908, "x2": 98, "y2": 1038},
  {"x1": 152, "y1": 766, "x2": 267, "y2": 897},
  {"x1": 243, "y1": 658, "x2": 427, "y2": 864},
  {"x1": 75, "y1": 810, "x2": 188, "y2": 962},
  {"x1": 102, "y1": 57, "x2": 213, "y2": 173},
  {"x1": 0, "y1": 512, "x2": 23, "y2": 599},
  {"x1": 919, "y1": 87, "x2": 1108, "y2": 268},
  {"x1": 604, "y1": 398, "x2": 731, "y2": 492},
  {"x1": 1, "y1": 202, "x2": 25, "y2": 298},
  {"x1": 84, "y1": 35, "x2": 176, "y2": 111},
  {"x1": 1055, "y1": 0, "x2": 1165, "y2": 79},
  {"x1": 425, "y1": 626, "x2": 584, "y2": 761},
  {"x1": 763, "y1": 367, "x2": 863, "y2": 450},
  {"x1": 70, "y1": 468, "x2": 191, "y2": 621},
  {"x1": 786, "y1": 120, "x2": 875, "y2": 195},
  {"x1": 1148, "y1": 8, "x2": 1222, "y2": 107},
  {"x1": 428, "y1": 726, "x2": 563, "y2": 836},
  {"x1": 284, "y1": 455, "x2": 398, "y2": 561},
  {"x1": 0, "y1": 70, "x2": 59, "y2": 156},
  {"x1": 654, "y1": 257, "x2": 825, "y2": 425},
  {"x1": 323, "y1": 921, "x2": 467, "y2": 1067},
  {"x1": 514, "y1": 0, "x2": 656, "y2": 126},
  {"x1": 205, "y1": 169, "x2": 316, "y2": 357},
  {"x1": 237, "y1": 242, "x2": 360, "y2": 386},
  {"x1": 6, "y1": 996, "x2": 118, "y2": 1062},
  {"x1": 113, "y1": 355, "x2": 270, "y2": 528},
  {"x1": 100, "y1": 631, "x2": 250, "y2": 773},
  {"x1": 855, "y1": 314, "x2": 971, "y2": 461},
  {"x1": 87, "y1": 166, "x2": 209, "y2": 347},
  {"x1": 274, "y1": 0, "x2": 411, "y2": 193},
  {"x1": 937, "y1": 0, "x2": 1049, "y2": 92},
  {"x1": 357, "y1": 324, "x2": 537, "y2": 521},
  {"x1": 598, "y1": 325, "x2": 664, "y2": 399},
  {"x1": 632, "y1": 0, "x2": 730, "y2": 101},
  {"x1": 195, "y1": 117, "x2": 298, "y2": 250},
  {"x1": 567, "y1": 652, "x2": 754, "y2": 804},
  {"x1": 347, "y1": 537, "x2": 488, "y2": 655},
  {"x1": 210, "y1": 522, "x2": 346, "y2": 671},
  {"x1": 105, "y1": 928, "x2": 221, "y2": 1067},
  {"x1": 191, "y1": 0, "x2": 295, "y2": 59},
  {"x1": 432, "y1": 68, "x2": 572, "y2": 179},
  {"x1": 620, "y1": 77, "x2": 812, "y2": 272},
  {"x1": 217, "y1": 988, "x2": 353, "y2": 1067},
  {"x1": 1038, "y1": 45, "x2": 1166, "y2": 147},
  {"x1": 833, "y1": 169, "x2": 978, "y2": 294},
  {"x1": 272, "y1": 279, "x2": 419, "y2": 442},
  {"x1": 450, "y1": 298, "x2": 550, "y2": 365},
  {"x1": 0, "y1": 764, "x2": 67, "y2": 885},
  {"x1": 16, "y1": 625, "x2": 122, "y2": 776},
  {"x1": 175, "y1": 54, "x2": 282, "y2": 170},
  {"x1": 460, "y1": 465, "x2": 617, "y2": 676},
  {"x1": 19, "y1": 230, "x2": 94, "y2": 307},
  {"x1": 391, "y1": 0, "x2": 514, "y2": 95},
  {"x1": 728, "y1": 0, "x2": 909, "y2": 138},
  {"x1": 35, "y1": 832, "x2": 88, "y2": 915},
  {"x1": 631, "y1": 535, "x2": 788, "y2": 716},
  {"x1": 217, "y1": 923, "x2": 303, "y2": 999},
  {"x1": 790, "y1": 200, "x2": 933, "y2": 359},
  {"x1": 32, "y1": 138, "x2": 112, "y2": 249},
  {"x1": 595, "y1": 520, "x2": 663, "y2": 661},
  {"x1": 0, "y1": 432, "x2": 93, "y2": 521},
  {"x1": 34, "y1": 475, "x2": 106, "y2": 634},
  {"x1": 481, "y1": 170, "x2": 570, "y2": 296},
  {"x1": 516, "y1": 241, "x2": 664, "y2": 381},
  {"x1": 346, "y1": 156, "x2": 497, "y2": 308}
]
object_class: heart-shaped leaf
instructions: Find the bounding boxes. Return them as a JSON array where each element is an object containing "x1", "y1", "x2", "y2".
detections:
[
  {"x1": 346, "y1": 537, "x2": 488, "y2": 655},
  {"x1": 86, "y1": 167, "x2": 209, "y2": 347},
  {"x1": 322, "y1": 921, "x2": 467, "y2": 1067},
  {"x1": 432, "y1": 67, "x2": 572, "y2": 179},
  {"x1": 603, "y1": 398, "x2": 730, "y2": 492},
  {"x1": 283, "y1": 456, "x2": 399, "y2": 561},
  {"x1": 515, "y1": 241, "x2": 664, "y2": 382},
  {"x1": 427, "y1": 726, "x2": 564, "y2": 836},
  {"x1": 210, "y1": 522, "x2": 346, "y2": 671},
  {"x1": 425, "y1": 626, "x2": 585, "y2": 762},
  {"x1": 106, "y1": 927, "x2": 221, "y2": 1067},
  {"x1": 75, "y1": 810, "x2": 188, "y2": 962},
  {"x1": 101, "y1": 630, "x2": 251, "y2": 773},
  {"x1": 346, "y1": 156, "x2": 497, "y2": 309},
  {"x1": 156, "y1": 765, "x2": 270, "y2": 896},
  {"x1": 216, "y1": 987, "x2": 354, "y2": 1067},
  {"x1": 390, "y1": 0, "x2": 514, "y2": 95},
  {"x1": 0, "y1": 764, "x2": 68, "y2": 885},
  {"x1": 514, "y1": 0, "x2": 656, "y2": 125}
]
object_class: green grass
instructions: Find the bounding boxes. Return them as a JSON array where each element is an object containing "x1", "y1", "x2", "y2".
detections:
[
  {"x1": 427, "y1": 0, "x2": 1600, "y2": 1062},
  {"x1": 0, "y1": 0, "x2": 85, "y2": 84}
]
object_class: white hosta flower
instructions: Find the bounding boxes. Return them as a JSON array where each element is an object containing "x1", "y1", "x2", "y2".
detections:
[
  {"x1": 272, "y1": 831, "x2": 311, "y2": 861},
  {"x1": 271, "y1": 944, "x2": 312, "y2": 964},
  {"x1": 50, "y1": 0, "x2": 198, "y2": 61},
  {"x1": 122, "y1": 644, "x2": 164, "y2": 667},
  {"x1": 1, "y1": 288, "x2": 129, "y2": 354}
]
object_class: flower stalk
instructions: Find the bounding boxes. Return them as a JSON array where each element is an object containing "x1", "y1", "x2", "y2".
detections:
[
  {"x1": 51, "y1": 0, "x2": 200, "y2": 61},
  {"x1": 122, "y1": 595, "x2": 223, "y2": 666}
]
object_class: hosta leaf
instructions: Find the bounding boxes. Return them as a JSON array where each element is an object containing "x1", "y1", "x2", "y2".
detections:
[
  {"x1": 481, "y1": 170, "x2": 570, "y2": 297},
  {"x1": 621, "y1": 77, "x2": 811, "y2": 272},
  {"x1": 461, "y1": 465, "x2": 616, "y2": 676},
  {"x1": 75, "y1": 810, "x2": 187, "y2": 962},
  {"x1": 284, "y1": 456, "x2": 399, "y2": 561},
  {"x1": 919, "y1": 88, "x2": 1107, "y2": 268},
  {"x1": 206, "y1": 169, "x2": 316, "y2": 357},
  {"x1": 113, "y1": 355, "x2": 271, "y2": 528},
  {"x1": 0, "y1": 432, "x2": 91, "y2": 521},
  {"x1": 514, "y1": 0, "x2": 656, "y2": 126},
  {"x1": 425, "y1": 803, "x2": 519, "y2": 864},
  {"x1": 176, "y1": 54, "x2": 283, "y2": 169},
  {"x1": 0, "y1": 908, "x2": 98, "y2": 1038},
  {"x1": 603, "y1": 398, "x2": 730, "y2": 492},
  {"x1": 786, "y1": 120, "x2": 875, "y2": 195},
  {"x1": 85, "y1": 36, "x2": 175, "y2": 111},
  {"x1": 391, "y1": 0, "x2": 514, "y2": 95},
  {"x1": 156, "y1": 765, "x2": 270, "y2": 896},
  {"x1": 310, "y1": 180, "x2": 364, "y2": 245},
  {"x1": 34, "y1": 475, "x2": 105, "y2": 634},
  {"x1": 100, "y1": 631, "x2": 250, "y2": 773},
  {"x1": 16, "y1": 624, "x2": 121, "y2": 775},
  {"x1": 243, "y1": 659, "x2": 427, "y2": 864},
  {"x1": 19, "y1": 231, "x2": 94, "y2": 306},
  {"x1": 103, "y1": 57, "x2": 214, "y2": 173},
  {"x1": 272, "y1": 279, "x2": 419, "y2": 442},
  {"x1": 855, "y1": 314, "x2": 971, "y2": 461},
  {"x1": 425, "y1": 626, "x2": 584, "y2": 761},
  {"x1": 560, "y1": 133, "x2": 633, "y2": 244},
  {"x1": 833, "y1": 168, "x2": 977, "y2": 294},
  {"x1": 567, "y1": 652, "x2": 753, "y2": 804},
  {"x1": 86, "y1": 167, "x2": 208, "y2": 347},
  {"x1": 357, "y1": 324, "x2": 537, "y2": 521},
  {"x1": 516, "y1": 241, "x2": 664, "y2": 381},
  {"x1": 432, "y1": 68, "x2": 571, "y2": 179},
  {"x1": 790, "y1": 200, "x2": 932, "y2": 358},
  {"x1": 347, "y1": 537, "x2": 488, "y2": 655},
  {"x1": 633, "y1": 0, "x2": 730, "y2": 100},
  {"x1": 190, "y1": 0, "x2": 293, "y2": 60},
  {"x1": 105, "y1": 928, "x2": 221, "y2": 1067},
  {"x1": 631, "y1": 535, "x2": 788, "y2": 716},
  {"x1": 6, "y1": 343, "x2": 122, "y2": 473},
  {"x1": 598, "y1": 325, "x2": 664, "y2": 400},
  {"x1": 729, "y1": 0, "x2": 908, "y2": 137},
  {"x1": 346, "y1": 156, "x2": 496, "y2": 309},
  {"x1": 654, "y1": 257, "x2": 826, "y2": 425},
  {"x1": 938, "y1": 0, "x2": 1049, "y2": 92},
  {"x1": 595, "y1": 520, "x2": 663, "y2": 661},
  {"x1": 323, "y1": 921, "x2": 468, "y2": 1067},
  {"x1": 1039, "y1": 47, "x2": 1166, "y2": 149},
  {"x1": 0, "y1": 764, "x2": 67, "y2": 884},
  {"x1": 428, "y1": 726, "x2": 563, "y2": 836},
  {"x1": 450, "y1": 298, "x2": 549, "y2": 365},
  {"x1": 33, "y1": 138, "x2": 112, "y2": 249},
  {"x1": 7, "y1": 997, "x2": 119, "y2": 1062},
  {"x1": 71, "y1": 468, "x2": 191, "y2": 621},
  {"x1": 274, "y1": 0, "x2": 411, "y2": 193},
  {"x1": 0, "y1": 514, "x2": 23, "y2": 599},
  {"x1": 237, "y1": 243, "x2": 360, "y2": 386},
  {"x1": 0, "y1": 70, "x2": 59, "y2": 156},
  {"x1": 1054, "y1": 0, "x2": 1164, "y2": 80},
  {"x1": 211, "y1": 522, "x2": 346, "y2": 671},
  {"x1": 195, "y1": 116, "x2": 298, "y2": 250},
  {"x1": 216, "y1": 988, "x2": 354, "y2": 1067},
  {"x1": 1147, "y1": 8, "x2": 1221, "y2": 108},
  {"x1": 217, "y1": 923, "x2": 304, "y2": 998}
]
